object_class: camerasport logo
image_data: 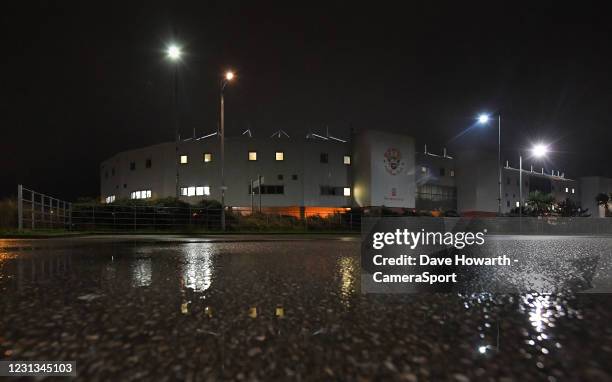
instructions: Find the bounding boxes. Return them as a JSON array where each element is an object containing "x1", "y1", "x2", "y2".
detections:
[{"x1": 384, "y1": 148, "x2": 405, "y2": 175}]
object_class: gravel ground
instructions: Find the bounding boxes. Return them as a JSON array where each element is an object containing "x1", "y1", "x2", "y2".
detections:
[{"x1": 0, "y1": 235, "x2": 611, "y2": 381}]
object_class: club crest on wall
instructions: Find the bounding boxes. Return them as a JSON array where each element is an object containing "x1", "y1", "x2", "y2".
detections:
[{"x1": 384, "y1": 147, "x2": 405, "y2": 176}]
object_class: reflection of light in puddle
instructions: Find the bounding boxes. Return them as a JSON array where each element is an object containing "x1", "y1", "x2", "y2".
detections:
[
  {"x1": 132, "y1": 258, "x2": 152, "y2": 287},
  {"x1": 519, "y1": 293, "x2": 581, "y2": 362},
  {"x1": 521, "y1": 293, "x2": 555, "y2": 333},
  {"x1": 337, "y1": 257, "x2": 357, "y2": 306},
  {"x1": 182, "y1": 244, "x2": 214, "y2": 292}
]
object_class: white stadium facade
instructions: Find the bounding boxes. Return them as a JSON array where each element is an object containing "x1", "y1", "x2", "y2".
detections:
[{"x1": 100, "y1": 129, "x2": 612, "y2": 217}]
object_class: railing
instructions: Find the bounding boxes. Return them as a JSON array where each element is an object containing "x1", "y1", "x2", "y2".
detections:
[
  {"x1": 69, "y1": 204, "x2": 361, "y2": 232},
  {"x1": 17, "y1": 185, "x2": 72, "y2": 231}
]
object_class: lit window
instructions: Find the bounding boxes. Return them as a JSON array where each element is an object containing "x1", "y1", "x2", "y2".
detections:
[
  {"x1": 131, "y1": 190, "x2": 151, "y2": 199},
  {"x1": 180, "y1": 155, "x2": 188, "y2": 164},
  {"x1": 248, "y1": 151, "x2": 257, "y2": 161},
  {"x1": 188, "y1": 186, "x2": 195, "y2": 196},
  {"x1": 203, "y1": 153, "x2": 212, "y2": 163},
  {"x1": 515, "y1": 201, "x2": 520, "y2": 207},
  {"x1": 421, "y1": 166, "x2": 427, "y2": 174},
  {"x1": 180, "y1": 187, "x2": 188, "y2": 196},
  {"x1": 275, "y1": 152, "x2": 284, "y2": 161},
  {"x1": 571, "y1": 188, "x2": 575, "y2": 194},
  {"x1": 450, "y1": 169, "x2": 455, "y2": 177},
  {"x1": 565, "y1": 187, "x2": 569, "y2": 193},
  {"x1": 105, "y1": 195, "x2": 115, "y2": 204},
  {"x1": 196, "y1": 186, "x2": 204, "y2": 196},
  {"x1": 344, "y1": 187, "x2": 351, "y2": 196},
  {"x1": 344, "y1": 155, "x2": 351, "y2": 165},
  {"x1": 204, "y1": 186, "x2": 210, "y2": 195}
]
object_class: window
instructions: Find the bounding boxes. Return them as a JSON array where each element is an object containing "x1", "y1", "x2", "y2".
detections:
[
  {"x1": 146, "y1": 158, "x2": 152, "y2": 168},
  {"x1": 450, "y1": 169, "x2": 455, "y2": 177},
  {"x1": 275, "y1": 151, "x2": 284, "y2": 161},
  {"x1": 344, "y1": 155, "x2": 351, "y2": 165},
  {"x1": 111, "y1": 168, "x2": 115, "y2": 176},
  {"x1": 507, "y1": 201, "x2": 510, "y2": 207},
  {"x1": 203, "y1": 153, "x2": 212, "y2": 163},
  {"x1": 250, "y1": 185, "x2": 284, "y2": 194},
  {"x1": 565, "y1": 187, "x2": 569, "y2": 193},
  {"x1": 131, "y1": 190, "x2": 151, "y2": 199},
  {"x1": 105, "y1": 195, "x2": 116, "y2": 204},
  {"x1": 416, "y1": 185, "x2": 457, "y2": 201},
  {"x1": 320, "y1": 186, "x2": 347, "y2": 196},
  {"x1": 343, "y1": 187, "x2": 351, "y2": 196},
  {"x1": 571, "y1": 188, "x2": 575, "y2": 194},
  {"x1": 130, "y1": 162, "x2": 136, "y2": 171},
  {"x1": 507, "y1": 177, "x2": 510, "y2": 185},
  {"x1": 278, "y1": 174, "x2": 284, "y2": 180},
  {"x1": 180, "y1": 155, "x2": 188, "y2": 164},
  {"x1": 123, "y1": 184, "x2": 127, "y2": 189},
  {"x1": 421, "y1": 166, "x2": 427, "y2": 174},
  {"x1": 184, "y1": 186, "x2": 211, "y2": 196},
  {"x1": 439, "y1": 168, "x2": 445, "y2": 176},
  {"x1": 292, "y1": 174, "x2": 298, "y2": 180},
  {"x1": 320, "y1": 153, "x2": 328, "y2": 163},
  {"x1": 104, "y1": 171, "x2": 108, "y2": 179},
  {"x1": 515, "y1": 201, "x2": 520, "y2": 208},
  {"x1": 248, "y1": 151, "x2": 257, "y2": 161}
]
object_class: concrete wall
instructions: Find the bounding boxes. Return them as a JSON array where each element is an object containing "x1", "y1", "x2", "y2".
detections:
[
  {"x1": 101, "y1": 136, "x2": 352, "y2": 208},
  {"x1": 455, "y1": 150, "x2": 499, "y2": 214},
  {"x1": 352, "y1": 130, "x2": 415, "y2": 208}
]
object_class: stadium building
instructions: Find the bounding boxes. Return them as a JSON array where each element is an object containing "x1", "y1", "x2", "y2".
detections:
[{"x1": 100, "y1": 129, "x2": 610, "y2": 217}]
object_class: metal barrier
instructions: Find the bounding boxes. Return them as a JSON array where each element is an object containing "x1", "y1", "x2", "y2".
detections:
[
  {"x1": 17, "y1": 185, "x2": 72, "y2": 231},
  {"x1": 69, "y1": 204, "x2": 361, "y2": 231}
]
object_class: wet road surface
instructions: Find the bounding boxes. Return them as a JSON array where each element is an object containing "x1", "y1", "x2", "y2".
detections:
[{"x1": 0, "y1": 235, "x2": 611, "y2": 381}]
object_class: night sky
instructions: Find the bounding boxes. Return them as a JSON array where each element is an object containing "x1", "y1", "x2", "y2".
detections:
[{"x1": 3, "y1": 1, "x2": 612, "y2": 200}]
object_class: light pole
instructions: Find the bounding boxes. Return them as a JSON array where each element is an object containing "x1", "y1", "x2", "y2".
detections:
[
  {"x1": 166, "y1": 44, "x2": 183, "y2": 198},
  {"x1": 220, "y1": 71, "x2": 235, "y2": 231},
  {"x1": 477, "y1": 113, "x2": 502, "y2": 215},
  {"x1": 518, "y1": 143, "x2": 549, "y2": 230}
]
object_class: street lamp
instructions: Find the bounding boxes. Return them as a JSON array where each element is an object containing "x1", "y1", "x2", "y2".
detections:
[
  {"x1": 166, "y1": 43, "x2": 183, "y2": 198},
  {"x1": 518, "y1": 143, "x2": 549, "y2": 221},
  {"x1": 166, "y1": 45, "x2": 182, "y2": 61},
  {"x1": 220, "y1": 70, "x2": 235, "y2": 231},
  {"x1": 477, "y1": 113, "x2": 502, "y2": 215}
]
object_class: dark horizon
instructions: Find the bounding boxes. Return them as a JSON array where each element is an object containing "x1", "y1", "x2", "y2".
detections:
[{"x1": 3, "y1": 1, "x2": 612, "y2": 200}]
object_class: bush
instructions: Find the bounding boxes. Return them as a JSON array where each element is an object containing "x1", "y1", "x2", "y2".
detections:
[{"x1": 0, "y1": 198, "x2": 17, "y2": 229}]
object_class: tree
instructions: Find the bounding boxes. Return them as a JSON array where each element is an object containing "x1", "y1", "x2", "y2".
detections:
[
  {"x1": 596, "y1": 193, "x2": 611, "y2": 217},
  {"x1": 557, "y1": 197, "x2": 589, "y2": 217},
  {"x1": 526, "y1": 191, "x2": 555, "y2": 216}
]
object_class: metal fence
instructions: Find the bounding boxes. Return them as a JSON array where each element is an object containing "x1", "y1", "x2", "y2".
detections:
[
  {"x1": 17, "y1": 185, "x2": 72, "y2": 231},
  {"x1": 69, "y1": 204, "x2": 361, "y2": 231},
  {"x1": 15, "y1": 184, "x2": 612, "y2": 234}
]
